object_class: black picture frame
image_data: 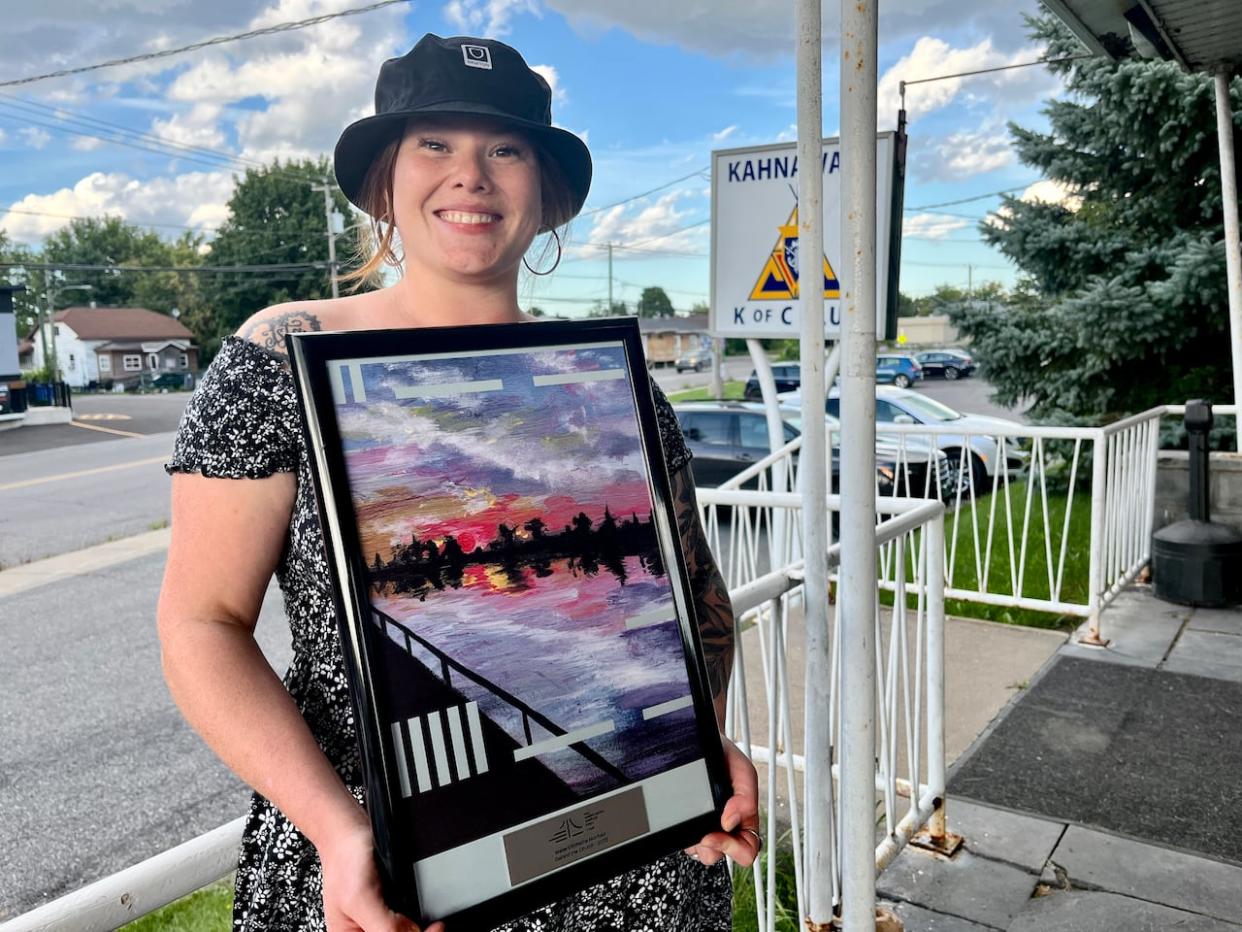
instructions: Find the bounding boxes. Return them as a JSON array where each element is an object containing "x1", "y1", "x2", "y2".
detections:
[{"x1": 286, "y1": 317, "x2": 731, "y2": 930}]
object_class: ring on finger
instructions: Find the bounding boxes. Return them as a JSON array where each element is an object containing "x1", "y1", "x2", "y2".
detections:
[{"x1": 741, "y1": 828, "x2": 763, "y2": 850}]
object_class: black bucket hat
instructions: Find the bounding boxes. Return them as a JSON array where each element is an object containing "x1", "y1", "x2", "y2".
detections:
[{"x1": 334, "y1": 34, "x2": 592, "y2": 224}]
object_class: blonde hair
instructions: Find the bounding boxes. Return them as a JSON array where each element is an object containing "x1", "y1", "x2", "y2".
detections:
[{"x1": 339, "y1": 125, "x2": 577, "y2": 290}]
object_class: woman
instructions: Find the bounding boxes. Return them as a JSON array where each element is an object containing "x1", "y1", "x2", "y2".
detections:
[{"x1": 157, "y1": 34, "x2": 759, "y2": 932}]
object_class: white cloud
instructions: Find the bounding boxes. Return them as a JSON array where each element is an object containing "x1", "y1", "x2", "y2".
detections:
[
  {"x1": 19, "y1": 127, "x2": 51, "y2": 150},
  {"x1": 531, "y1": 64, "x2": 566, "y2": 105},
  {"x1": 1020, "y1": 179, "x2": 1081, "y2": 208},
  {"x1": 580, "y1": 190, "x2": 705, "y2": 255},
  {"x1": 69, "y1": 135, "x2": 105, "y2": 152},
  {"x1": 543, "y1": 0, "x2": 1044, "y2": 58},
  {"x1": 915, "y1": 128, "x2": 1015, "y2": 180},
  {"x1": 442, "y1": 0, "x2": 541, "y2": 36},
  {"x1": 150, "y1": 103, "x2": 227, "y2": 151},
  {"x1": 711, "y1": 125, "x2": 738, "y2": 144},
  {"x1": 902, "y1": 213, "x2": 969, "y2": 239},
  {"x1": 0, "y1": 170, "x2": 234, "y2": 245},
  {"x1": 877, "y1": 37, "x2": 1055, "y2": 123}
]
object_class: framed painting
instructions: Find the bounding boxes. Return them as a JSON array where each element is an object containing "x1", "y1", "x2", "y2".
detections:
[{"x1": 287, "y1": 318, "x2": 730, "y2": 930}]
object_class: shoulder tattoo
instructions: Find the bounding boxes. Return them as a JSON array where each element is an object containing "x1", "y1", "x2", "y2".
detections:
[{"x1": 238, "y1": 310, "x2": 323, "y2": 355}]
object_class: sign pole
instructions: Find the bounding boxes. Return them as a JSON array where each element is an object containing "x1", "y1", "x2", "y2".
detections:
[
  {"x1": 839, "y1": 0, "x2": 879, "y2": 928},
  {"x1": 1215, "y1": 69, "x2": 1242, "y2": 448},
  {"x1": 795, "y1": 0, "x2": 833, "y2": 927}
]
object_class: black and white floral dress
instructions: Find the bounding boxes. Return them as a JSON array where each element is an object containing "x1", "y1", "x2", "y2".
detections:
[{"x1": 166, "y1": 336, "x2": 732, "y2": 932}]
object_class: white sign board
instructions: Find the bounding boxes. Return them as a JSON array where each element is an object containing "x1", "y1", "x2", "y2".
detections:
[{"x1": 710, "y1": 134, "x2": 897, "y2": 339}]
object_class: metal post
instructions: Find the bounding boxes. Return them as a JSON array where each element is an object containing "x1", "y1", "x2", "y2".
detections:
[
  {"x1": 710, "y1": 336, "x2": 724, "y2": 399},
  {"x1": 312, "y1": 181, "x2": 340, "y2": 299},
  {"x1": 44, "y1": 284, "x2": 58, "y2": 380},
  {"x1": 748, "y1": 338, "x2": 790, "y2": 570},
  {"x1": 1215, "y1": 71, "x2": 1242, "y2": 448},
  {"x1": 839, "y1": 0, "x2": 879, "y2": 927},
  {"x1": 1082, "y1": 433, "x2": 1110, "y2": 646},
  {"x1": 795, "y1": 0, "x2": 832, "y2": 927},
  {"x1": 925, "y1": 511, "x2": 947, "y2": 839}
]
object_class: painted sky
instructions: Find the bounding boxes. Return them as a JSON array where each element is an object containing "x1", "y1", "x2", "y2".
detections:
[
  {"x1": 1, "y1": 0, "x2": 1072, "y2": 305},
  {"x1": 336, "y1": 342, "x2": 656, "y2": 561}
]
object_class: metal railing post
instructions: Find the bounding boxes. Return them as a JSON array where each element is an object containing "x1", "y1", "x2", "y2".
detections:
[
  {"x1": 925, "y1": 512, "x2": 949, "y2": 840},
  {"x1": 1082, "y1": 432, "x2": 1110, "y2": 646}
]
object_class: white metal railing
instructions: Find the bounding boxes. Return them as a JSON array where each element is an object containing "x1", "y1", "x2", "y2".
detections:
[
  {"x1": 701, "y1": 488, "x2": 947, "y2": 929},
  {"x1": 707, "y1": 406, "x2": 1223, "y2": 645}
]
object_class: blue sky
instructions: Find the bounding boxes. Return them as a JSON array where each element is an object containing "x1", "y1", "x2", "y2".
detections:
[{"x1": 0, "y1": 0, "x2": 1076, "y2": 316}]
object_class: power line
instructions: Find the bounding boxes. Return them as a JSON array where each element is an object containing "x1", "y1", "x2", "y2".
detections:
[
  {"x1": 905, "y1": 187, "x2": 1039, "y2": 212},
  {"x1": 0, "y1": 260, "x2": 324, "y2": 274},
  {"x1": 0, "y1": 92, "x2": 326, "y2": 184},
  {"x1": 0, "y1": 0, "x2": 412, "y2": 89},
  {"x1": 898, "y1": 55, "x2": 1091, "y2": 93},
  {"x1": 580, "y1": 168, "x2": 709, "y2": 217}
]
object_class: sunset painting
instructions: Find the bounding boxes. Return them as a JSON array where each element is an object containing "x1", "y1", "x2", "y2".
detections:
[{"x1": 329, "y1": 340, "x2": 702, "y2": 855}]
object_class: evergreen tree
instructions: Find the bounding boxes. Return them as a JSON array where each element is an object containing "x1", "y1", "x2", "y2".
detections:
[{"x1": 950, "y1": 14, "x2": 1241, "y2": 421}]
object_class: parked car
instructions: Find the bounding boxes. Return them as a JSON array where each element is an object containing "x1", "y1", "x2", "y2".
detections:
[
  {"x1": 134, "y1": 371, "x2": 192, "y2": 392},
  {"x1": 0, "y1": 383, "x2": 10, "y2": 414},
  {"x1": 675, "y1": 347, "x2": 713, "y2": 373},
  {"x1": 914, "y1": 349, "x2": 976, "y2": 380},
  {"x1": 876, "y1": 354, "x2": 923, "y2": 388},
  {"x1": 673, "y1": 401, "x2": 953, "y2": 500},
  {"x1": 795, "y1": 386, "x2": 1028, "y2": 493},
  {"x1": 743, "y1": 363, "x2": 801, "y2": 400}
]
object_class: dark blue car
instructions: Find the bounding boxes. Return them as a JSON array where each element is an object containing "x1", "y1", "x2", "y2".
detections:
[{"x1": 915, "y1": 349, "x2": 976, "y2": 380}]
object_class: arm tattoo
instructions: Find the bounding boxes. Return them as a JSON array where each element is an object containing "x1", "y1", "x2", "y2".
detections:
[
  {"x1": 670, "y1": 465, "x2": 734, "y2": 724},
  {"x1": 237, "y1": 310, "x2": 322, "y2": 356}
]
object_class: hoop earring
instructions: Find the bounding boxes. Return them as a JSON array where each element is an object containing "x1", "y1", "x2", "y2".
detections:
[{"x1": 523, "y1": 229, "x2": 562, "y2": 276}]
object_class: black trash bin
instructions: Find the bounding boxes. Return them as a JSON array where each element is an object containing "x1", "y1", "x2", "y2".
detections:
[{"x1": 1151, "y1": 400, "x2": 1242, "y2": 606}]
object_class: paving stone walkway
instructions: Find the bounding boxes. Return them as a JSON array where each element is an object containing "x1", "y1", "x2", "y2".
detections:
[{"x1": 878, "y1": 586, "x2": 1242, "y2": 930}]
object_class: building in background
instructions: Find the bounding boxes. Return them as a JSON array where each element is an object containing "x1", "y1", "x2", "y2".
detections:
[
  {"x1": 638, "y1": 314, "x2": 711, "y2": 367},
  {"x1": 26, "y1": 306, "x2": 199, "y2": 389}
]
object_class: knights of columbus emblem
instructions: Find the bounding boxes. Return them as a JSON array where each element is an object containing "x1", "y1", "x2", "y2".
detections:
[{"x1": 748, "y1": 206, "x2": 842, "y2": 301}]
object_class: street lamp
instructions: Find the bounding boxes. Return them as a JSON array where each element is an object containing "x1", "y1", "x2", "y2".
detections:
[{"x1": 42, "y1": 282, "x2": 93, "y2": 382}]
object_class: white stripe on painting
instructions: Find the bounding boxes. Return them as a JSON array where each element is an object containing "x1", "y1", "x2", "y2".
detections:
[
  {"x1": 390, "y1": 721, "x2": 413, "y2": 798},
  {"x1": 465, "y1": 702, "x2": 489, "y2": 775},
  {"x1": 408, "y1": 716, "x2": 433, "y2": 793},
  {"x1": 532, "y1": 369, "x2": 625, "y2": 387},
  {"x1": 625, "y1": 604, "x2": 675, "y2": 630},
  {"x1": 641, "y1": 695, "x2": 695, "y2": 721},
  {"x1": 447, "y1": 706, "x2": 470, "y2": 781},
  {"x1": 393, "y1": 378, "x2": 504, "y2": 399},
  {"x1": 512, "y1": 720, "x2": 615, "y2": 763},
  {"x1": 348, "y1": 362, "x2": 367, "y2": 403},
  {"x1": 328, "y1": 364, "x2": 346, "y2": 405},
  {"x1": 426, "y1": 711, "x2": 452, "y2": 787}
]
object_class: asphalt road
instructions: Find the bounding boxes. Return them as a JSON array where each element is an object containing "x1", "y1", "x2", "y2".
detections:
[
  {"x1": 0, "y1": 433, "x2": 175, "y2": 569},
  {"x1": 0, "y1": 555, "x2": 292, "y2": 918}
]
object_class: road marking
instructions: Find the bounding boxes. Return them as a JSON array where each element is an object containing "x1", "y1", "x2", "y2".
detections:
[
  {"x1": 70, "y1": 420, "x2": 147, "y2": 438},
  {"x1": 0, "y1": 455, "x2": 167, "y2": 491},
  {"x1": 76, "y1": 413, "x2": 133, "y2": 421},
  {"x1": 0, "y1": 527, "x2": 171, "y2": 598}
]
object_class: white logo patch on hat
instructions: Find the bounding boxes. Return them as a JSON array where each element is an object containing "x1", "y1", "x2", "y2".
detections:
[{"x1": 461, "y1": 45, "x2": 493, "y2": 69}]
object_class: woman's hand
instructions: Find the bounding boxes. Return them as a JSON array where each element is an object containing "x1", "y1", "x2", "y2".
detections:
[
  {"x1": 685, "y1": 734, "x2": 762, "y2": 867},
  {"x1": 320, "y1": 818, "x2": 446, "y2": 932}
]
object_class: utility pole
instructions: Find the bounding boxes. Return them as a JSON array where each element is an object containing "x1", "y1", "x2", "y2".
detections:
[
  {"x1": 967, "y1": 263, "x2": 973, "y2": 306},
  {"x1": 311, "y1": 180, "x2": 341, "y2": 299},
  {"x1": 607, "y1": 243, "x2": 614, "y2": 312}
]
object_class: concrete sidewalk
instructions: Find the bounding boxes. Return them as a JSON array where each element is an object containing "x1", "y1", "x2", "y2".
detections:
[{"x1": 874, "y1": 586, "x2": 1242, "y2": 930}]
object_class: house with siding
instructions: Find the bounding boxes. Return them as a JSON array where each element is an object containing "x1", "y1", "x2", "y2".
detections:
[{"x1": 26, "y1": 306, "x2": 199, "y2": 389}]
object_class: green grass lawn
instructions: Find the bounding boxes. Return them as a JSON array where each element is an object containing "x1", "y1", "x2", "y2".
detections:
[
  {"x1": 880, "y1": 480, "x2": 1093, "y2": 631},
  {"x1": 731, "y1": 840, "x2": 802, "y2": 931},
  {"x1": 120, "y1": 877, "x2": 232, "y2": 931},
  {"x1": 667, "y1": 380, "x2": 746, "y2": 402}
]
